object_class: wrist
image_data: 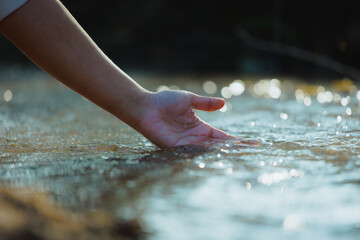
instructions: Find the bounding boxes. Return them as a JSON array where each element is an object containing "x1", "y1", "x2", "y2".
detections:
[{"x1": 112, "y1": 86, "x2": 155, "y2": 130}]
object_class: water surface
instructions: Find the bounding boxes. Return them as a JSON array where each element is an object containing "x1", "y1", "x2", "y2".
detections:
[{"x1": 0, "y1": 70, "x2": 360, "y2": 239}]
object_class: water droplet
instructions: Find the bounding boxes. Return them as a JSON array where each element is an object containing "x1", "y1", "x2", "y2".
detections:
[
  {"x1": 199, "y1": 163, "x2": 205, "y2": 168},
  {"x1": 250, "y1": 121, "x2": 256, "y2": 127},
  {"x1": 219, "y1": 104, "x2": 228, "y2": 112}
]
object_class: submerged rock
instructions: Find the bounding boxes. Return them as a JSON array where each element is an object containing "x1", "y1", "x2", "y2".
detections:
[{"x1": 0, "y1": 187, "x2": 145, "y2": 240}]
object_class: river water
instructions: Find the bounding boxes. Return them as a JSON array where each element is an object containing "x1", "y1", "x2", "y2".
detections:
[{"x1": 0, "y1": 69, "x2": 359, "y2": 239}]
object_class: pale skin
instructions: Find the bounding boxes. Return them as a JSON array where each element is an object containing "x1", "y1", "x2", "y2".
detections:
[{"x1": 0, "y1": 0, "x2": 254, "y2": 148}]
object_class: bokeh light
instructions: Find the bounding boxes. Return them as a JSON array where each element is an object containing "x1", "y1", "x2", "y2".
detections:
[
  {"x1": 229, "y1": 80, "x2": 245, "y2": 96},
  {"x1": 221, "y1": 87, "x2": 232, "y2": 99},
  {"x1": 203, "y1": 81, "x2": 217, "y2": 94},
  {"x1": 157, "y1": 85, "x2": 169, "y2": 92},
  {"x1": 4, "y1": 90, "x2": 13, "y2": 102}
]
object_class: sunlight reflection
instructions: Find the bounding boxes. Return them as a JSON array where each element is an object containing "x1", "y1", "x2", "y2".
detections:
[
  {"x1": 337, "y1": 115, "x2": 342, "y2": 123},
  {"x1": 253, "y1": 79, "x2": 281, "y2": 99},
  {"x1": 333, "y1": 93, "x2": 341, "y2": 103},
  {"x1": 226, "y1": 168, "x2": 233, "y2": 174},
  {"x1": 257, "y1": 169, "x2": 304, "y2": 185},
  {"x1": 229, "y1": 80, "x2": 245, "y2": 96},
  {"x1": 283, "y1": 214, "x2": 306, "y2": 231},
  {"x1": 203, "y1": 81, "x2": 217, "y2": 94},
  {"x1": 221, "y1": 87, "x2": 232, "y2": 99},
  {"x1": 280, "y1": 113, "x2": 288, "y2": 120},
  {"x1": 295, "y1": 89, "x2": 305, "y2": 103},
  {"x1": 257, "y1": 171, "x2": 290, "y2": 185},
  {"x1": 346, "y1": 107, "x2": 352, "y2": 116},
  {"x1": 317, "y1": 91, "x2": 333, "y2": 103},
  {"x1": 4, "y1": 90, "x2": 12, "y2": 102},
  {"x1": 219, "y1": 104, "x2": 228, "y2": 112},
  {"x1": 269, "y1": 85, "x2": 281, "y2": 99},
  {"x1": 157, "y1": 85, "x2": 169, "y2": 92},
  {"x1": 340, "y1": 96, "x2": 350, "y2": 106},
  {"x1": 303, "y1": 96, "x2": 312, "y2": 106},
  {"x1": 357, "y1": 91, "x2": 360, "y2": 101}
]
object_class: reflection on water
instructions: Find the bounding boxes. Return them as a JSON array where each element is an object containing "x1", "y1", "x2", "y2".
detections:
[{"x1": 1, "y1": 70, "x2": 360, "y2": 239}]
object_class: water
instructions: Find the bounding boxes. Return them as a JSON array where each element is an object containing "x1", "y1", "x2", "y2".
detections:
[{"x1": 1, "y1": 70, "x2": 360, "y2": 239}]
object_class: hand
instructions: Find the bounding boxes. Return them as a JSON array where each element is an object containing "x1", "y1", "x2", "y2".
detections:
[{"x1": 135, "y1": 90, "x2": 237, "y2": 148}]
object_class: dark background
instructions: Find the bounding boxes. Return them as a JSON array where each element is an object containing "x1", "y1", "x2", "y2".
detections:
[{"x1": 1, "y1": 0, "x2": 359, "y2": 79}]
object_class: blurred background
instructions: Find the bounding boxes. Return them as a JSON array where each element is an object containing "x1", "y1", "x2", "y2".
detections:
[{"x1": 0, "y1": 0, "x2": 359, "y2": 80}]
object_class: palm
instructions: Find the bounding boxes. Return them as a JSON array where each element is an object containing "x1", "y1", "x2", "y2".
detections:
[{"x1": 138, "y1": 90, "x2": 231, "y2": 148}]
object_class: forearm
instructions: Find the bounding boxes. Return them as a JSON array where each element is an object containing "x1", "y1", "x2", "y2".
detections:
[{"x1": 0, "y1": 0, "x2": 150, "y2": 127}]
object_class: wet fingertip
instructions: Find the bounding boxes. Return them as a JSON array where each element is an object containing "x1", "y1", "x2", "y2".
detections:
[{"x1": 213, "y1": 98, "x2": 225, "y2": 110}]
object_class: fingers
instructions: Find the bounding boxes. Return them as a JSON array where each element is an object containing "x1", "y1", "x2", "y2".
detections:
[
  {"x1": 210, "y1": 127, "x2": 230, "y2": 139},
  {"x1": 190, "y1": 94, "x2": 225, "y2": 111},
  {"x1": 210, "y1": 128, "x2": 260, "y2": 146}
]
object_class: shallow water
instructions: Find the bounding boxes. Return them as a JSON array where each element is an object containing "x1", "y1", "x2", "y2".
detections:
[{"x1": 1, "y1": 70, "x2": 360, "y2": 239}]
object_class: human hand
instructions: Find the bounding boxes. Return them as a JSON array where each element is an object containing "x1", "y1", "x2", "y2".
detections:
[{"x1": 135, "y1": 90, "x2": 256, "y2": 148}]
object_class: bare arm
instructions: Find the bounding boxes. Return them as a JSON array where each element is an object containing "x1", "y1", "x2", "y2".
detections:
[
  {"x1": 0, "y1": 0, "x2": 148, "y2": 129},
  {"x1": 0, "y1": 0, "x2": 253, "y2": 148}
]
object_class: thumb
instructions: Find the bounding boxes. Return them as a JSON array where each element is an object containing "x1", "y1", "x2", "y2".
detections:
[{"x1": 190, "y1": 94, "x2": 225, "y2": 111}]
